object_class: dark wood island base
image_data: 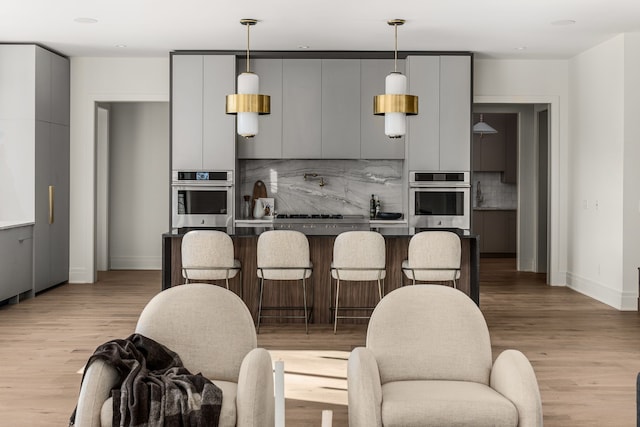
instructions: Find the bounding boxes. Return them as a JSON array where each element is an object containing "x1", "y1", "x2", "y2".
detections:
[{"x1": 162, "y1": 229, "x2": 479, "y2": 324}]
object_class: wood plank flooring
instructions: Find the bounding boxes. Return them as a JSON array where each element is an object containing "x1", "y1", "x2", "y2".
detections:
[{"x1": 0, "y1": 260, "x2": 638, "y2": 426}]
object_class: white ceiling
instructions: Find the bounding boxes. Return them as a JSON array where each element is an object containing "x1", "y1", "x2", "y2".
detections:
[{"x1": 2, "y1": 0, "x2": 640, "y2": 59}]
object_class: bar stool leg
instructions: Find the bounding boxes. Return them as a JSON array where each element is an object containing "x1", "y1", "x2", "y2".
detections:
[
  {"x1": 333, "y1": 278, "x2": 341, "y2": 334},
  {"x1": 302, "y1": 277, "x2": 309, "y2": 334},
  {"x1": 257, "y1": 276, "x2": 265, "y2": 334}
]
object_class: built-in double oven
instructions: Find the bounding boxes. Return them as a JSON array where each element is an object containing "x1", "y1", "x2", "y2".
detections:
[
  {"x1": 171, "y1": 171, "x2": 233, "y2": 229},
  {"x1": 409, "y1": 171, "x2": 471, "y2": 230}
]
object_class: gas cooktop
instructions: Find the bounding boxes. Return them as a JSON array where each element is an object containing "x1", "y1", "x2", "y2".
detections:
[{"x1": 276, "y1": 213, "x2": 344, "y2": 219}]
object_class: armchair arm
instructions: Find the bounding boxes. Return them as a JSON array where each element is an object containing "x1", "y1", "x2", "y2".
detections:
[
  {"x1": 347, "y1": 347, "x2": 383, "y2": 427},
  {"x1": 237, "y1": 348, "x2": 275, "y2": 427},
  {"x1": 73, "y1": 359, "x2": 120, "y2": 427},
  {"x1": 490, "y1": 349, "x2": 543, "y2": 427}
]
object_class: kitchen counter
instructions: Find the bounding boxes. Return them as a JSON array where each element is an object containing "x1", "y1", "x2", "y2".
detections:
[
  {"x1": 162, "y1": 228, "x2": 480, "y2": 323},
  {"x1": 473, "y1": 207, "x2": 516, "y2": 211},
  {"x1": 0, "y1": 220, "x2": 35, "y2": 231}
]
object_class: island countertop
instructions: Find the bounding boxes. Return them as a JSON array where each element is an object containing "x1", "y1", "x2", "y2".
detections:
[{"x1": 162, "y1": 228, "x2": 479, "y2": 324}]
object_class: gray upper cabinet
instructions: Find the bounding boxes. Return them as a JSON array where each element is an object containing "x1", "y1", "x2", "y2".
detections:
[
  {"x1": 282, "y1": 59, "x2": 322, "y2": 158},
  {"x1": 321, "y1": 59, "x2": 361, "y2": 159},
  {"x1": 237, "y1": 58, "x2": 283, "y2": 159},
  {"x1": 407, "y1": 55, "x2": 471, "y2": 171},
  {"x1": 172, "y1": 55, "x2": 204, "y2": 170},
  {"x1": 407, "y1": 56, "x2": 440, "y2": 171},
  {"x1": 439, "y1": 56, "x2": 471, "y2": 171},
  {"x1": 202, "y1": 55, "x2": 236, "y2": 170},
  {"x1": 172, "y1": 54, "x2": 236, "y2": 170},
  {"x1": 50, "y1": 52, "x2": 70, "y2": 126},
  {"x1": 360, "y1": 59, "x2": 405, "y2": 159}
]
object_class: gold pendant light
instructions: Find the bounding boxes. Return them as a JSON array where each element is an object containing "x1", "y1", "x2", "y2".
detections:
[
  {"x1": 373, "y1": 19, "x2": 419, "y2": 139},
  {"x1": 226, "y1": 19, "x2": 270, "y2": 138}
]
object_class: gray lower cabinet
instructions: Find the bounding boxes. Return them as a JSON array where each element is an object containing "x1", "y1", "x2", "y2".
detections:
[
  {"x1": 0, "y1": 226, "x2": 33, "y2": 302},
  {"x1": 282, "y1": 59, "x2": 322, "y2": 158},
  {"x1": 321, "y1": 59, "x2": 361, "y2": 159},
  {"x1": 360, "y1": 59, "x2": 405, "y2": 159},
  {"x1": 34, "y1": 122, "x2": 70, "y2": 293},
  {"x1": 237, "y1": 58, "x2": 283, "y2": 159},
  {"x1": 172, "y1": 54, "x2": 236, "y2": 169},
  {"x1": 407, "y1": 55, "x2": 471, "y2": 171},
  {"x1": 473, "y1": 209, "x2": 516, "y2": 254}
]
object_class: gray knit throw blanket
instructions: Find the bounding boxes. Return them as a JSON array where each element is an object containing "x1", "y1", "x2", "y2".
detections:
[{"x1": 70, "y1": 333, "x2": 222, "y2": 427}]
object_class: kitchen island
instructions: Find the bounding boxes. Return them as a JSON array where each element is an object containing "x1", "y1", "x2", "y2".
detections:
[{"x1": 161, "y1": 227, "x2": 479, "y2": 324}]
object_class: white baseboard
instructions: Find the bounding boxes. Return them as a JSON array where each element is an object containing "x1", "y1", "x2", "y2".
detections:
[
  {"x1": 566, "y1": 272, "x2": 637, "y2": 311},
  {"x1": 110, "y1": 256, "x2": 162, "y2": 270},
  {"x1": 69, "y1": 267, "x2": 92, "y2": 284}
]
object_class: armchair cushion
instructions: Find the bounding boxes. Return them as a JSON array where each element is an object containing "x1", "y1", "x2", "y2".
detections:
[{"x1": 381, "y1": 380, "x2": 518, "y2": 427}]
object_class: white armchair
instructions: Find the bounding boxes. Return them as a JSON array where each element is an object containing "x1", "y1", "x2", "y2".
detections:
[
  {"x1": 348, "y1": 285, "x2": 542, "y2": 427},
  {"x1": 73, "y1": 283, "x2": 275, "y2": 427}
]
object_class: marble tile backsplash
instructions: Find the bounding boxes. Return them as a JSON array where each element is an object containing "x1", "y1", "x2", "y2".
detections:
[
  {"x1": 473, "y1": 172, "x2": 517, "y2": 209},
  {"x1": 239, "y1": 159, "x2": 404, "y2": 216}
]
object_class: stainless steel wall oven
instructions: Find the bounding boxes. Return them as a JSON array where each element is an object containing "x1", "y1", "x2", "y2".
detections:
[
  {"x1": 409, "y1": 171, "x2": 470, "y2": 230},
  {"x1": 171, "y1": 171, "x2": 233, "y2": 228}
]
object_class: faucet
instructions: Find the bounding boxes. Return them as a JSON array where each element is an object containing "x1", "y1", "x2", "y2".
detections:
[
  {"x1": 304, "y1": 173, "x2": 326, "y2": 187},
  {"x1": 476, "y1": 181, "x2": 484, "y2": 207}
]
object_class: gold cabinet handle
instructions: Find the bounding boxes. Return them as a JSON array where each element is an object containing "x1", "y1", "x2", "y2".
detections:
[{"x1": 49, "y1": 185, "x2": 55, "y2": 224}]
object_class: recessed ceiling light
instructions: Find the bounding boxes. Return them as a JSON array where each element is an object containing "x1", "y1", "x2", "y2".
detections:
[
  {"x1": 515, "y1": 46, "x2": 527, "y2": 51},
  {"x1": 115, "y1": 44, "x2": 127, "y2": 48},
  {"x1": 74, "y1": 17, "x2": 98, "y2": 24},
  {"x1": 551, "y1": 19, "x2": 576, "y2": 26},
  {"x1": 298, "y1": 45, "x2": 310, "y2": 49}
]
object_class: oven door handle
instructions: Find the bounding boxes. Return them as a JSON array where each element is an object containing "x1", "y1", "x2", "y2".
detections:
[{"x1": 409, "y1": 183, "x2": 471, "y2": 189}]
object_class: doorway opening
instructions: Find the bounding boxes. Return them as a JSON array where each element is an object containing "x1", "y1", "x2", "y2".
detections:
[
  {"x1": 472, "y1": 103, "x2": 550, "y2": 281},
  {"x1": 95, "y1": 102, "x2": 169, "y2": 273}
]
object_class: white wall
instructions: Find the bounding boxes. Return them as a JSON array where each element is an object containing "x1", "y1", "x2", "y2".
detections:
[
  {"x1": 567, "y1": 36, "x2": 626, "y2": 308},
  {"x1": 108, "y1": 102, "x2": 169, "y2": 269},
  {"x1": 69, "y1": 58, "x2": 169, "y2": 283},
  {"x1": 622, "y1": 34, "x2": 640, "y2": 308},
  {"x1": 474, "y1": 59, "x2": 569, "y2": 285}
]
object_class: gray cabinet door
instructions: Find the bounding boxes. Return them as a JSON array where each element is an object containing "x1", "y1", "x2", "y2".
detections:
[
  {"x1": 282, "y1": 59, "x2": 322, "y2": 158},
  {"x1": 34, "y1": 121, "x2": 51, "y2": 293},
  {"x1": 237, "y1": 58, "x2": 283, "y2": 159},
  {"x1": 172, "y1": 55, "x2": 204, "y2": 170},
  {"x1": 0, "y1": 226, "x2": 33, "y2": 301},
  {"x1": 321, "y1": 59, "x2": 360, "y2": 159},
  {"x1": 50, "y1": 52, "x2": 70, "y2": 126},
  {"x1": 407, "y1": 56, "x2": 440, "y2": 171},
  {"x1": 360, "y1": 59, "x2": 405, "y2": 159},
  {"x1": 203, "y1": 55, "x2": 236, "y2": 170},
  {"x1": 49, "y1": 123, "x2": 70, "y2": 286},
  {"x1": 439, "y1": 56, "x2": 471, "y2": 171},
  {"x1": 35, "y1": 47, "x2": 52, "y2": 123}
]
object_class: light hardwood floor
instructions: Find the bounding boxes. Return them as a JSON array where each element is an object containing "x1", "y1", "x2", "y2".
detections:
[{"x1": 0, "y1": 260, "x2": 638, "y2": 426}]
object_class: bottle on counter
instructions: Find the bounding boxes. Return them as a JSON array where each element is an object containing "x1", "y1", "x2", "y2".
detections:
[
  {"x1": 375, "y1": 196, "x2": 381, "y2": 218},
  {"x1": 243, "y1": 195, "x2": 251, "y2": 219},
  {"x1": 370, "y1": 194, "x2": 376, "y2": 219}
]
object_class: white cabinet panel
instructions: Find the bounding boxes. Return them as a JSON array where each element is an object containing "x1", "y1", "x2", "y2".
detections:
[
  {"x1": 407, "y1": 56, "x2": 440, "y2": 171},
  {"x1": 237, "y1": 58, "x2": 283, "y2": 159},
  {"x1": 172, "y1": 55, "x2": 204, "y2": 170},
  {"x1": 203, "y1": 55, "x2": 236, "y2": 170},
  {"x1": 360, "y1": 59, "x2": 405, "y2": 159},
  {"x1": 282, "y1": 59, "x2": 322, "y2": 158},
  {"x1": 321, "y1": 59, "x2": 361, "y2": 159},
  {"x1": 0, "y1": 45, "x2": 36, "y2": 120},
  {"x1": 439, "y1": 56, "x2": 471, "y2": 171}
]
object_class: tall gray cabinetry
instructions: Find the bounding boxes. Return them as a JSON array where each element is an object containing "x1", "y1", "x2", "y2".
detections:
[
  {"x1": 407, "y1": 55, "x2": 471, "y2": 171},
  {"x1": 34, "y1": 47, "x2": 70, "y2": 293}
]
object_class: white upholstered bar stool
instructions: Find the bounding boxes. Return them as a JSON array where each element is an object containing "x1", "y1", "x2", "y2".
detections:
[
  {"x1": 331, "y1": 231, "x2": 386, "y2": 334},
  {"x1": 181, "y1": 230, "x2": 242, "y2": 297},
  {"x1": 256, "y1": 230, "x2": 313, "y2": 334},
  {"x1": 401, "y1": 230, "x2": 461, "y2": 288}
]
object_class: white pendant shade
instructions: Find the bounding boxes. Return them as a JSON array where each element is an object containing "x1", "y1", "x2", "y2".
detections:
[
  {"x1": 237, "y1": 72, "x2": 259, "y2": 137},
  {"x1": 473, "y1": 114, "x2": 498, "y2": 136},
  {"x1": 385, "y1": 72, "x2": 407, "y2": 138}
]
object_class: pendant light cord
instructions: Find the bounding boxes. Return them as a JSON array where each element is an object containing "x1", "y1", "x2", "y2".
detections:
[
  {"x1": 394, "y1": 23, "x2": 398, "y2": 73},
  {"x1": 246, "y1": 23, "x2": 250, "y2": 73}
]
